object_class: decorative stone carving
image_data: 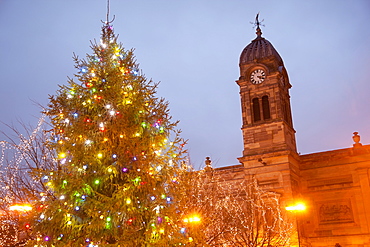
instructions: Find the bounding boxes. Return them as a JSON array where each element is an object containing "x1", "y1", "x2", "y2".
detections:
[{"x1": 318, "y1": 201, "x2": 354, "y2": 224}]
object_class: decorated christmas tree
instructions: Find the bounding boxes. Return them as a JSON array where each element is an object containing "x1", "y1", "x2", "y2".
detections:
[{"x1": 27, "y1": 21, "x2": 188, "y2": 246}]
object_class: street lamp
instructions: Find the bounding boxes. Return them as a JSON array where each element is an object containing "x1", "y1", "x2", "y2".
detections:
[
  {"x1": 9, "y1": 204, "x2": 32, "y2": 212},
  {"x1": 286, "y1": 202, "x2": 306, "y2": 247},
  {"x1": 182, "y1": 214, "x2": 202, "y2": 244},
  {"x1": 183, "y1": 214, "x2": 201, "y2": 224},
  {"x1": 286, "y1": 202, "x2": 306, "y2": 212},
  {"x1": 9, "y1": 204, "x2": 33, "y2": 243}
]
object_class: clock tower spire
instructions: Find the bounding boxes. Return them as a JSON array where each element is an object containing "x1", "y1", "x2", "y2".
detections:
[{"x1": 237, "y1": 15, "x2": 297, "y2": 166}]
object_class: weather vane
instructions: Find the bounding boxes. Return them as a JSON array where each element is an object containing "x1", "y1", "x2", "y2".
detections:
[{"x1": 251, "y1": 12, "x2": 264, "y2": 29}]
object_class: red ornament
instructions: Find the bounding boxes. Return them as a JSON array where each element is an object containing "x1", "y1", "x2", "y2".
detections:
[
  {"x1": 85, "y1": 82, "x2": 94, "y2": 88},
  {"x1": 25, "y1": 223, "x2": 31, "y2": 230},
  {"x1": 127, "y1": 218, "x2": 134, "y2": 225}
]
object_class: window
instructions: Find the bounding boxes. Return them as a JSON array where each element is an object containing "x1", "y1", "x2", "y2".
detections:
[
  {"x1": 252, "y1": 98, "x2": 261, "y2": 122},
  {"x1": 262, "y1": 96, "x2": 270, "y2": 120}
]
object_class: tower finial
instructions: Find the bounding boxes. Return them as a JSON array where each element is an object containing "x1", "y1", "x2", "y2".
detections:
[{"x1": 251, "y1": 12, "x2": 264, "y2": 38}]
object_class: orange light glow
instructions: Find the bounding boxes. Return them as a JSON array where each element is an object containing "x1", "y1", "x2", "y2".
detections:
[
  {"x1": 286, "y1": 202, "x2": 306, "y2": 212},
  {"x1": 183, "y1": 214, "x2": 201, "y2": 224},
  {"x1": 9, "y1": 204, "x2": 32, "y2": 212}
]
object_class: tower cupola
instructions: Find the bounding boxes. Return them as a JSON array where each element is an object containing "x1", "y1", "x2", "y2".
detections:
[{"x1": 239, "y1": 32, "x2": 283, "y2": 66}]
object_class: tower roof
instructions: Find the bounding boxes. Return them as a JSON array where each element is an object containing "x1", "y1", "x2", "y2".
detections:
[{"x1": 239, "y1": 26, "x2": 283, "y2": 65}]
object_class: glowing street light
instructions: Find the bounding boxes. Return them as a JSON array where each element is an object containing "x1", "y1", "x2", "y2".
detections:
[
  {"x1": 9, "y1": 204, "x2": 32, "y2": 212},
  {"x1": 286, "y1": 202, "x2": 306, "y2": 247},
  {"x1": 183, "y1": 214, "x2": 201, "y2": 224},
  {"x1": 285, "y1": 202, "x2": 306, "y2": 212}
]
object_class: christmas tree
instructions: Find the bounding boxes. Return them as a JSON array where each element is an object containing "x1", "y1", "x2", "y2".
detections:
[{"x1": 27, "y1": 22, "x2": 188, "y2": 246}]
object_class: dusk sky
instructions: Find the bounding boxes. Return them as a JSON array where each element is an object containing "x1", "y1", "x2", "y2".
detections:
[{"x1": 0, "y1": 1, "x2": 369, "y2": 168}]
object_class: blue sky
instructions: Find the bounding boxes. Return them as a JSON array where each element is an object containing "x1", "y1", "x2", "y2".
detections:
[{"x1": 0, "y1": 0, "x2": 369, "y2": 168}]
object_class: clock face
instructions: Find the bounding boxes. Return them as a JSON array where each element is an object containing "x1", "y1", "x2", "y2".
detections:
[{"x1": 250, "y1": 69, "x2": 266, "y2": 84}]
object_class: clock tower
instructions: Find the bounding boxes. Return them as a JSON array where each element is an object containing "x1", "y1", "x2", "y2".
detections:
[
  {"x1": 235, "y1": 15, "x2": 300, "y2": 202},
  {"x1": 237, "y1": 18, "x2": 297, "y2": 168}
]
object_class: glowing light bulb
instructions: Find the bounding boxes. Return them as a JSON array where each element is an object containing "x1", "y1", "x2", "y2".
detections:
[
  {"x1": 80, "y1": 66, "x2": 88, "y2": 73},
  {"x1": 126, "y1": 198, "x2": 132, "y2": 204},
  {"x1": 157, "y1": 216, "x2": 163, "y2": 223},
  {"x1": 97, "y1": 153, "x2": 103, "y2": 159},
  {"x1": 94, "y1": 179, "x2": 100, "y2": 185},
  {"x1": 99, "y1": 122, "x2": 105, "y2": 131},
  {"x1": 58, "y1": 152, "x2": 66, "y2": 159}
]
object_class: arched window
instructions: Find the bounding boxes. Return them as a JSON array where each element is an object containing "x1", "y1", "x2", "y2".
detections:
[
  {"x1": 252, "y1": 98, "x2": 261, "y2": 122},
  {"x1": 262, "y1": 96, "x2": 271, "y2": 120}
]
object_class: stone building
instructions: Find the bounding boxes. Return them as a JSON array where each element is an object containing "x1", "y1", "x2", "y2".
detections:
[{"x1": 216, "y1": 18, "x2": 370, "y2": 247}]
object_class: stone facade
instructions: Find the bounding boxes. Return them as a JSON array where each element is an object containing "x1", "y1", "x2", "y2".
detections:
[
  {"x1": 299, "y1": 145, "x2": 370, "y2": 246},
  {"x1": 216, "y1": 19, "x2": 370, "y2": 246}
]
